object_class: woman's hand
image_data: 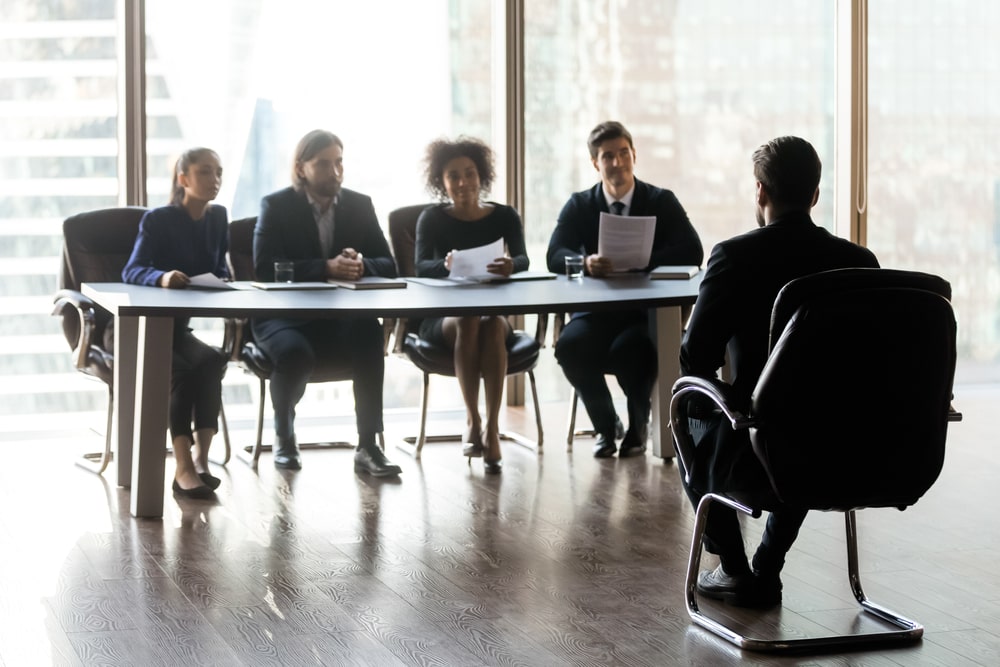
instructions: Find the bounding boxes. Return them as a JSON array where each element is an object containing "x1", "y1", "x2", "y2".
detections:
[
  {"x1": 445, "y1": 251, "x2": 454, "y2": 272},
  {"x1": 159, "y1": 270, "x2": 190, "y2": 288},
  {"x1": 487, "y1": 255, "x2": 514, "y2": 277}
]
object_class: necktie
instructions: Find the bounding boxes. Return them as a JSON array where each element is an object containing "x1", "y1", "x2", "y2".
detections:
[{"x1": 611, "y1": 201, "x2": 625, "y2": 216}]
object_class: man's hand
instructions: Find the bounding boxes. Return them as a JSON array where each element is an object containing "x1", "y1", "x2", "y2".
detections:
[
  {"x1": 326, "y1": 248, "x2": 365, "y2": 281},
  {"x1": 585, "y1": 254, "x2": 614, "y2": 277},
  {"x1": 159, "y1": 270, "x2": 190, "y2": 288}
]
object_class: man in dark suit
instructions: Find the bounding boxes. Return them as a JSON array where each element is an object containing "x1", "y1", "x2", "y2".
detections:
[
  {"x1": 679, "y1": 136, "x2": 879, "y2": 607},
  {"x1": 252, "y1": 129, "x2": 402, "y2": 477},
  {"x1": 547, "y1": 121, "x2": 703, "y2": 459}
]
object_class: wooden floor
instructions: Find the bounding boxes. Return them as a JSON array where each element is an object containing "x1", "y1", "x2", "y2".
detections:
[{"x1": 2, "y1": 386, "x2": 999, "y2": 666}]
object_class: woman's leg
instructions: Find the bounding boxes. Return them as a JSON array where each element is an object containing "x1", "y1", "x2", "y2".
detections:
[
  {"x1": 478, "y1": 316, "x2": 509, "y2": 462},
  {"x1": 442, "y1": 316, "x2": 484, "y2": 446}
]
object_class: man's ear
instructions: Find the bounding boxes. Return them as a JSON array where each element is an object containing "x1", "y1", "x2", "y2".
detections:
[
  {"x1": 591, "y1": 157, "x2": 600, "y2": 173},
  {"x1": 810, "y1": 187, "x2": 819, "y2": 207},
  {"x1": 755, "y1": 181, "x2": 768, "y2": 207}
]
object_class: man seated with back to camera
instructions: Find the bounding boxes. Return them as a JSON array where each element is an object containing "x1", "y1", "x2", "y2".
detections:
[{"x1": 679, "y1": 136, "x2": 879, "y2": 607}]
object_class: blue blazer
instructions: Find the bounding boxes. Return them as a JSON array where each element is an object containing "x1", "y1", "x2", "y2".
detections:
[{"x1": 253, "y1": 186, "x2": 396, "y2": 282}]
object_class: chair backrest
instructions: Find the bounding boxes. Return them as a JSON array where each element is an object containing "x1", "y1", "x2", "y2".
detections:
[
  {"x1": 750, "y1": 268, "x2": 957, "y2": 511},
  {"x1": 387, "y1": 204, "x2": 431, "y2": 278},
  {"x1": 57, "y1": 206, "x2": 147, "y2": 350},
  {"x1": 227, "y1": 216, "x2": 257, "y2": 281}
]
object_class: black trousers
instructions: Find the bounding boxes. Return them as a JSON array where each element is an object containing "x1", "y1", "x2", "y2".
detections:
[
  {"x1": 684, "y1": 414, "x2": 808, "y2": 575},
  {"x1": 554, "y1": 310, "x2": 656, "y2": 436},
  {"x1": 250, "y1": 317, "x2": 384, "y2": 441},
  {"x1": 170, "y1": 322, "x2": 225, "y2": 440}
]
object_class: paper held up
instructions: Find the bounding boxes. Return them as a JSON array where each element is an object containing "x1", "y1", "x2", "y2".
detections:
[
  {"x1": 597, "y1": 212, "x2": 656, "y2": 272},
  {"x1": 449, "y1": 238, "x2": 505, "y2": 281}
]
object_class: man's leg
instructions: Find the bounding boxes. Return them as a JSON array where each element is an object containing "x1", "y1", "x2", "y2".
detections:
[
  {"x1": 252, "y1": 320, "x2": 314, "y2": 469},
  {"x1": 323, "y1": 318, "x2": 401, "y2": 478},
  {"x1": 555, "y1": 314, "x2": 619, "y2": 457},
  {"x1": 608, "y1": 314, "x2": 656, "y2": 456}
]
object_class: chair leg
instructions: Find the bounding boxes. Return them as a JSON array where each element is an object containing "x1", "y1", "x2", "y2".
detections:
[
  {"x1": 566, "y1": 388, "x2": 578, "y2": 449},
  {"x1": 238, "y1": 376, "x2": 267, "y2": 467},
  {"x1": 209, "y1": 401, "x2": 231, "y2": 466},
  {"x1": 78, "y1": 385, "x2": 114, "y2": 475},
  {"x1": 498, "y1": 370, "x2": 543, "y2": 453},
  {"x1": 683, "y1": 494, "x2": 924, "y2": 652}
]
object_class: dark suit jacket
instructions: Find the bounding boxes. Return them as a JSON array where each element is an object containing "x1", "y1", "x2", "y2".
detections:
[
  {"x1": 546, "y1": 177, "x2": 704, "y2": 273},
  {"x1": 680, "y1": 212, "x2": 880, "y2": 407},
  {"x1": 253, "y1": 186, "x2": 396, "y2": 282}
]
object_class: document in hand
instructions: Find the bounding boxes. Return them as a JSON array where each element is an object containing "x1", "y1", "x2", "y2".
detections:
[
  {"x1": 597, "y1": 212, "x2": 656, "y2": 271},
  {"x1": 449, "y1": 238, "x2": 505, "y2": 282},
  {"x1": 650, "y1": 265, "x2": 700, "y2": 280}
]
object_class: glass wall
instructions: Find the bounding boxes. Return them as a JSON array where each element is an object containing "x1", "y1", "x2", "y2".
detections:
[
  {"x1": 0, "y1": 0, "x2": 119, "y2": 427},
  {"x1": 524, "y1": 0, "x2": 835, "y2": 269},
  {"x1": 867, "y1": 1, "x2": 1000, "y2": 382}
]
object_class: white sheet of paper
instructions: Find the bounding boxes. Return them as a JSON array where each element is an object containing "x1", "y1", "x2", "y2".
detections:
[
  {"x1": 597, "y1": 212, "x2": 656, "y2": 271},
  {"x1": 188, "y1": 272, "x2": 235, "y2": 289},
  {"x1": 449, "y1": 238, "x2": 505, "y2": 280}
]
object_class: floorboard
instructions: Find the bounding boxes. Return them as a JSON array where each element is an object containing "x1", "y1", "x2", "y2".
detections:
[{"x1": 1, "y1": 385, "x2": 997, "y2": 665}]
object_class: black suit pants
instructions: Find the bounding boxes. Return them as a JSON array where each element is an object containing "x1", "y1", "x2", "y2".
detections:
[
  {"x1": 684, "y1": 414, "x2": 808, "y2": 575},
  {"x1": 554, "y1": 309, "x2": 656, "y2": 436},
  {"x1": 169, "y1": 323, "x2": 225, "y2": 440},
  {"x1": 251, "y1": 317, "x2": 384, "y2": 440}
]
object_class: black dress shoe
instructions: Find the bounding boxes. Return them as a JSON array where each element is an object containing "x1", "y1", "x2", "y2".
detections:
[
  {"x1": 697, "y1": 565, "x2": 782, "y2": 608},
  {"x1": 593, "y1": 433, "x2": 617, "y2": 458},
  {"x1": 618, "y1": 424, "x2": 648, "y2": 458},
  {"x1": 354, "y1": 445, "x2": 402, "y2": 477},
  {"x1": 273, "y1": 451, "x2": 302, "y2": 470},
  {"x1": 198, "y1": 472, "x2": 221, "y2": 490},
  {"x1": 172, "y1": 479, "x2": 215, "y2": 500}
]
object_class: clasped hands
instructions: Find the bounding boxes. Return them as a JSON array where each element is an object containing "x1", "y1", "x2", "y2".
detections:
[{"x1": 326, "y1": 248, "x2": 365, "y2": 281}]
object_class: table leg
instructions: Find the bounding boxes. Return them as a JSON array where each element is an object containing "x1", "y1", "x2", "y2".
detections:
[
  {"x1": 113, "y1": 315, "x2": 138, "y2": 487},
  {"x1": 130, "y1": 315, "x2": 173, "y2": 518},
  {"x1": 652, "y1": 306, "x2": 683, "y2": 459}
]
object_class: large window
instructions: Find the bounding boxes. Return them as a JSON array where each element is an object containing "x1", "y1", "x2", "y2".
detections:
[
  {"x1": 2, "y1": 0, "x2": 995, "y2": 435},
  {"x1": 868, "y1": 1, "x2": 1000, "y2": 382}
]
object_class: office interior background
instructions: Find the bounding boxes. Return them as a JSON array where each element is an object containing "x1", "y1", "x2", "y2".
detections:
[{"x1": 2, "y1": 0, "x2": 999, "y2": 437}]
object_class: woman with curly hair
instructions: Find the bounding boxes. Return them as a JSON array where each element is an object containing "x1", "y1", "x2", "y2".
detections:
[{"x1": 414, "y1": 137, "x2": 529, "y2": 474}]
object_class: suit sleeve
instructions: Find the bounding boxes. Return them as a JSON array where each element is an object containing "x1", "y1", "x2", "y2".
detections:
[
  {"x1": 546, "y1": 196, "x2": 588, "y2": 273},
  {"x1": 648, "y1": 191, "x2": 704, "y2": 268},
  {"x1": 352, "y1": 195, "x2": 397, "y2": 278},
  {"x1": 121, "y1": 210, "x2": 166, "y2": 286},
  {"x1": 254, "y1": 193, "x2": 328, "y2": 282},
  {"x1": 680, "y1": 243, "x2": 736, "y2": 379},
  {"x1": 212, "y1": 206, "x2": 230, "y2": 280}
]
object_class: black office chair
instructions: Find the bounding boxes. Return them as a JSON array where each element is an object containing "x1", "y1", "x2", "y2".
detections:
[
  {"x1": 53, "y1": 207, "x2": 231, "y2": 473},
  {"x1": 224, "y1": 216, "x2": 385, "y2": 465},
  {"x1": 386, "y1": 204, "x2": 544, "y2": 458},
  {"x1": 670, "y1": 267, "x2": 961, "y2": 652}
]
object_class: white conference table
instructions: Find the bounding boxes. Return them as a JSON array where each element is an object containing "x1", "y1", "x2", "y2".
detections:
[{"x1": 82, "y1": 273, "x2": 701, "y2": 517}]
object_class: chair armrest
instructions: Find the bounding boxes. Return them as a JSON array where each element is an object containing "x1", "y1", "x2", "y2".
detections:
[
  {"x1": 671, "y1": 375, "x2": 753, "y2": 431},
  {"x1": 52, "y1": 289, "x2": 96, "y2": 370},
  {"x1": 948, "y1": 402, "x2": 963, "y2": 422}
]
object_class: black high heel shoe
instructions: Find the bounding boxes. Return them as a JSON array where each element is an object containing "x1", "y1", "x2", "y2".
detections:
[
  {"x1": 483, "y1": 458, "x2": 503, "y2": 475},
  {"x1": 462, "y1": 442, "x2": 485, "y2": 458}
]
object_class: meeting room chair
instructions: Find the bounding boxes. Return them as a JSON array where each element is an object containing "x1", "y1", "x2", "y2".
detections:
[
  {"x1": 53, "y1": 207, "x2": 231, "y2": 473},
  {"x1": 669, "y1": 267, "x2": 961, "y2": 652},
  {"x1": 224, "y1": 216, "x2": 386, "y2": 466},
  {"x1": 386, "y1": 204, "x2": 544, "y2": 458}
]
